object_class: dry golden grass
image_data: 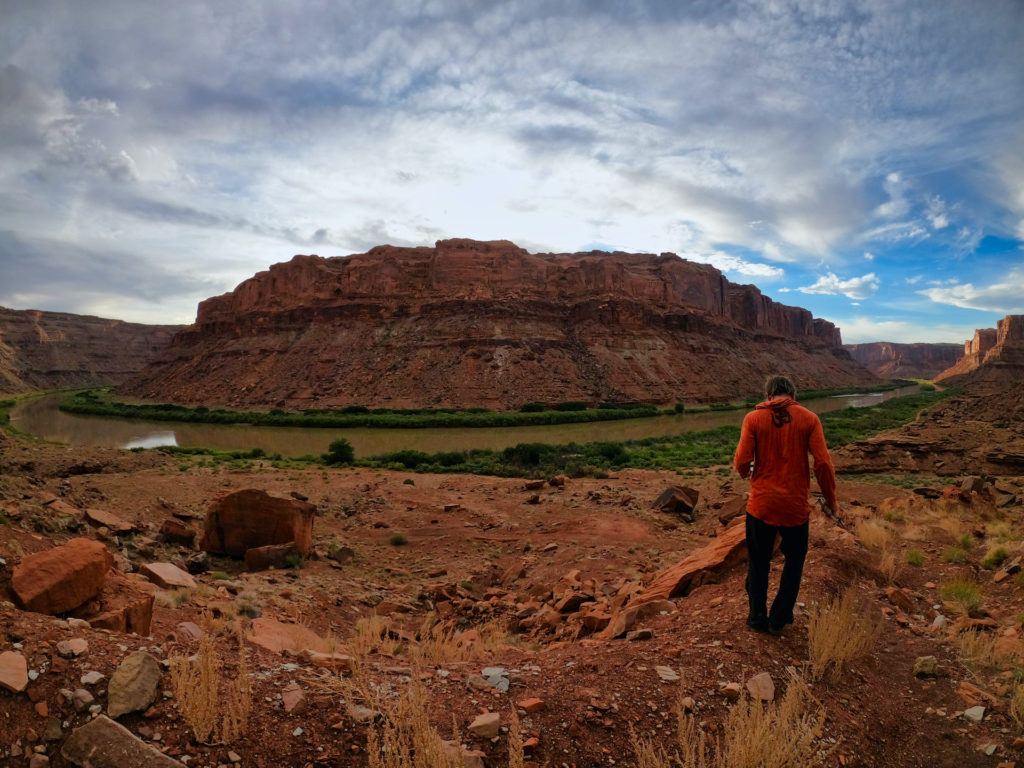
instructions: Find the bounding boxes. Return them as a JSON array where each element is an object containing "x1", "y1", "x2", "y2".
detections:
[
  {"x1": 937, "y1": 515, "x2": 967, "y2": 542},
  {"x1": 170, "y1": 622, "x2": 252, "y2": 744},
  {"x1": 632, "y1": 680, "x2": 825, "y2": 768},
  {"x1": 855, "y1": 519, "x2": 892, "y2": 551},
  {"x1": 408, "y1": 616, "x2": 510, "y2": 667},
  {"x1": 507, "y1": 706, "x2": 525, "y2": 768},
  {"x1": 1011, "y1": 684, "x2": 1024, "y2": 730},
  {"x1": 878, "y1": 548, "x2": 901, "y2": 584},
  {"x1": 956, "y1": 630, "x2": 1021, "y2": 671},
  {"x1": 807, "y1": 588, "x2": 880, "y2": 681},
  {"x1": 366, "y1": 679, "x2": 462, "y2": 768}
]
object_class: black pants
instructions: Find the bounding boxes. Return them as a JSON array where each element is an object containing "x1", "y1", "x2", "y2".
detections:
[{"x1": 745, "y1": 513, "x2": 809, "y2": 627}]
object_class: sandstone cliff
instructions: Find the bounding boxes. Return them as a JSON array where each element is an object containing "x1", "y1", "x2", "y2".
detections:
[
  {"x1": 935, "y1": 315, "x2": 1024, "y2": 384},
  {"x1": 843, "y1": 342, "x2": 962, "y2": 379},
  {"x1": 0, "y1": 307, "x2": 180, "y2": 394},
  {"x1": 123, "y1": 239, "x2": 875, "y2": 409}
]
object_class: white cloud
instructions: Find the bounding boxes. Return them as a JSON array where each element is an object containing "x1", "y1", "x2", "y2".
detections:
[
  {"x1": 799, "y1": 272, "x2": 881, "y2": 300},
  {"x1": 875, "y1": 172, "x2": 910, "y2": 219},
  {"x1": 926, "y1": 196, "x2": 950, "y2": 229},
  {"x1": 863, "y1": 251, "x2": 874, "y2": 261},
  {"x1": 905, "y1": 275, "x2": 923, "y2": 285},
  {"x1": 838, "y1": 316, "x2": 979, "y2": 344},
  {"x1": 682, "y1": 251, "x2": 784, "y2": 279},
  {"x1": 918, "y1": 268, "x2": 1024, "y2": 313}
]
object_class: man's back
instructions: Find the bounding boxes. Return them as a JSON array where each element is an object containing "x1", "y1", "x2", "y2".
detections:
[{"x1": 733, "y1": 395, "x2": 837, "y2": 526}]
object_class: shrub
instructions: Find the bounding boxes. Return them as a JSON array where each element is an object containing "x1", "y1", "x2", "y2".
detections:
[
  {"x1": 855, "y1": 519, "x2": 891, "y2": 551},
  {"x1": 631, "y1": 678, "x2": 824, "y2": 768},
  {"x1": 905, "y1": 549, "x2": 925, "y2": 567},
  {"x1": 170, "y1": 624, "x2": 251, "y2": 744},
  {"x1": 1012, "y1": 684, "x2": 1024, "y2": 730},
  {"x1": 940, "y1": 579, "x2": 983, "y2": 615},
  {"x1": 389, "y1": 533, "x2": 408, "y2": 546},
  {"x1": 323, "y1": 438, "x2": 355, "y2": 466},
  {"x1": 982, "y1": 546, "x2": 1009, "y2": 569},
  {"x1": 284, "y1": 553, "x2": 304, "y2": 569},
  {"x1": 807, "y1": 588, "x2": 880, "y2": 681},
  {"x1": 673, "y1": 402, "x2": 685, "y2": 413},
  {"x1": 942, "y1": 546, "x2": 970, "y2": 564}
]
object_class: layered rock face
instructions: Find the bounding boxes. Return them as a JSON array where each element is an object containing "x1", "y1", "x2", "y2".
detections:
[
  {"x1": 123, "y1": 239, "x2": 874, "y2": 409},
  {"x1": 936, "y1": 315, "x2": 1024, "y2": 383},
  {"x1": 0, "y1": 306, "x2": 180, "y2": 393},
  {"x1": 844, "y1": 342, "x2": 962, "y2": 379}
]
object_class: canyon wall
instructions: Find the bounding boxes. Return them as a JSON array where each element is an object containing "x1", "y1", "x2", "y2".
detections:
[
  {"x1": 0, "y1": 307, "x2": 180, "y2": 394},
  {"x1": 123, "y1": 239, "x2": 875, "y2": 409},
  {"x1": 843, "y1": 342, "x2": 962, "y2": 379},
  {"x1": 935, "y1": 315, "x2": 1024, "y2": 383}
]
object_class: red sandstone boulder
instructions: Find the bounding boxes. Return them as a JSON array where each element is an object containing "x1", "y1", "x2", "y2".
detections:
[
  {"x1": 139, "y1": 562, "x2": 196, "y2": 589},
  {"x1": 244, "y1": 542, "x2": 301, "y2": 571},
  {"x1": 652, "y1": 486, "x2": 699, "y2": 521},
  {"x1": 201, "y1": 489, "x2": 314, "y2": 558},
  {"x1": 11, "y1": 538, "x2": 113, "y2": 615},
  {"x1": 246, "y1": 617, "x2": 331, "y2": 655},
  {"x1": 84, "y1": 508, "x2": 136, "y2": 534},
  {"x1": 159, "y1": 518, "x2": 195, "y2": 546},
  {"x1": 71, "y1": 572, "x2": 155, "y2": 635}
]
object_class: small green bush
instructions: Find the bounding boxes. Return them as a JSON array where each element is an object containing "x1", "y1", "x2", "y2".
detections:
[
  {"x1": 389, "y1": 533, "x2": 408, "y2": 546},
  {"x1": 323, "y1": 438, "x2": 355, "y2": 466},
  {"x1": 943, "y1": 546, "x2": 969, "y2": 564},
  {"x1": 284, "y1": 553, "x2": 305, "y2": 569},
  {"x1": 981, "y1": 546, "x2": 1009, "y2": 569},
  {"x1": 940, "y1": 579, "x2": 983, "y2": 614},
  {"x1": 905, "y1": 549, "x2": 925, "y2": 567}
]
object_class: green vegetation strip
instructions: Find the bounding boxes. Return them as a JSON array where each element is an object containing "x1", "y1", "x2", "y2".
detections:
[
  {"x1": 154, "y1": 388, "x2": 950, "y2": 478},
  {"x1": 60, "y1": 380, "x2": 913, "y2": 430}
]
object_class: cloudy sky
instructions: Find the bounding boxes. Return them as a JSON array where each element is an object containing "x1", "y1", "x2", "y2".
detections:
[{"x1": 1, "y1": 0, "x2": 1022, "y2": 342}]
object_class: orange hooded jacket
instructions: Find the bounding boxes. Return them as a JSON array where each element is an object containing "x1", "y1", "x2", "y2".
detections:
[{"x1": 732, "y1": 396, "x2": 838, "y2": 527}]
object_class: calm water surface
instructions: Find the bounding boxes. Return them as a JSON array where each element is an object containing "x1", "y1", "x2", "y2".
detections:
[{"x1": 11, "y1": 387, "x2": 920, "y2": 459}]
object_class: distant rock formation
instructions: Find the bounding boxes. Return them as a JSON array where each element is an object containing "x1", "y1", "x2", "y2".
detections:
[
  {"x1": 844, "y1": 342, "x2": 962, "y2": 379},
  {"x1": 936, "y1": 315, "x2": 1024, "y2": 383},
  {"x1": 123, "y1": 239, "x2": 875, "y2": 409},
  {"x1": 0, "y1": 307, "x2": 180, "y2": 394}
]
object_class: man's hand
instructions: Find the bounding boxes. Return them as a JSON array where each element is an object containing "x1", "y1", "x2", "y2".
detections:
[{"x1": 815, "y1": 496, "x2": 847, "y2": 529}]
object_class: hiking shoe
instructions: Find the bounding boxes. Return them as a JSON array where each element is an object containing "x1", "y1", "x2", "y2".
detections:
[
  {"x1": 767, "y1": 621, "x2": 786, "y2": 635},
  {"x1": 747, "y1": 616, "x2": 770, "y2": 633}
]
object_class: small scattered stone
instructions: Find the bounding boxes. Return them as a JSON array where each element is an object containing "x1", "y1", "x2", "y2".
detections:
[
  {"x1": 655, "y1": 666, "x2": 680, "y2": 682},
  {"x1": 626, "y1": 629, "x2": 654, "y2": 641},
  {"x1": 56, "y1": 638, "x2": 89, "y2": 658},
  {"x1": 292, "y1": 727, "x2": 304, "y2": 737},
  {"x1": 0, "y1": 651, "x2": 28, "y2": 693},
  {"x1": 282, "y1": 681, "x2": 306, "y2": 714},
  {"x1": 963, "y1": 705, "x2": 986, "y2": 722},
  {"x1": 81, "y1": 671, "x2": 105, "y2": 685},
  {"x1": 721, "y1": 681, "x2": 743, "y2": 699},
  {"x1": 107, "y1": 651, "x2": 162, "y2": 719},
  {"x1": 913, "y1": 656, "x2": 939, "y2": 678},
  {"x1": 228, "y1": 751, "x2": 242, "y2": 763},
  {"x1": 745, "y1": 672, "x2": 774, "y2": 702},
  {"x1": 468, "y1": 711, "x2": 500, "y2": 739},
  {"x1": 517, "y1": 697, "x2": 545, "y2": 713}
]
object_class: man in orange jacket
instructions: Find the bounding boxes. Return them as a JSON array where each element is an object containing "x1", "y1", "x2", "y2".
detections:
[{"x1": 733, "y1": 375, "x2": 842, "y2": 634}]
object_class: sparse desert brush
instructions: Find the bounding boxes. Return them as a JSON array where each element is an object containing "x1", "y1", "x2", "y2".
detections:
[
  {"x1": 955, "y1": 630, "x2": 1017, "y2": 671},
  {"x1": 981, "y1": 545, "x2": 1009, "y2": 569},
  {"x1": 170, "y1": 622, "x2": 252, "y2": 744},
  {"x1": 937, "y1": 516, "x2": 966, "y2": 541},
  {"x1": 807, "y1": 588, "x2": 880, "y2": 681},
  {"x1": 389, "y1": 532, "x2": 408, "y2": 546},
  {"x1": 905, "y1": 548, "x2": 925, "y2": 567},
  {"x1": 347, "y1": 615, "x2": 402, "y2": 661},
  {"x1": 855, "y1": 519, "x2": 891, "y2": 551},
  {"x1": 408, "y1": 616, "x2": 510, "y2": 666},
  {"x1": 632, "y1": 679, "x2": 825, "y2": 768},
  {"x1": 940, "y1": 579, "x2": 983, "y2": 615},
  {"x1": 366, "y1": 679, "x2": 462, "y2": 768},
  {"x1": 1012, "y1": 684, "x2": 1024, "y2": 730},
  {"x1": 879, "y1": 548, "x2": 901, "y2": 583},
  {"x1": 942, "y1": 546, "x2": 970, "y2": 564}
]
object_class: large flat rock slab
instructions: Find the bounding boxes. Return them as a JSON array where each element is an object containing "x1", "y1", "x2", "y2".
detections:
[
  {"x1": 634, "y1": 518, "x2": 748, "y2": 603},
  {"x1": 246, "y1": 616, "x2": 332, "y2": 655}
]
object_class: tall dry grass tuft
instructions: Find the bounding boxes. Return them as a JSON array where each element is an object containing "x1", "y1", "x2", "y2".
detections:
[
  {"x1": 409, "y1": 616, "x2": 510, "y2": 667},
  {"x1": 507, "y1": 705, "x2": 526, "y2": 768},
  {"x1": 854, "y1": 518, "x2": 891, "y2": 551},
  {"x1": 1011, "y1": 684, "x2": 1024, "y2": 730},
  {"x1": 807, "y1": 588, "x2": 880, "y2": 681},
  {"x1": 631, "y1": 680, "x2": 824, "y2": 768},
  {"x1": 366, "y1": 678, "x2": 462, "y2": 768},
  {"x1": 170, "y1": 622, "x2": 252, "y2": 744}
]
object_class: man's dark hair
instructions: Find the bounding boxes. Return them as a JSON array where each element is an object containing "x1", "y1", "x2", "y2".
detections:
[{"x1": 764, "y1": 374, "x2": 797, "y2": 399}]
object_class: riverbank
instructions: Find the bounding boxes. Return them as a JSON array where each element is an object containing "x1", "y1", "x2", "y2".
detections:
[
  {"x1": 58, "y1": 381, "x2": 913, "y2": 429},
  {"x1": 157, "y1": 389, "x2": 951, "y2": 477}
]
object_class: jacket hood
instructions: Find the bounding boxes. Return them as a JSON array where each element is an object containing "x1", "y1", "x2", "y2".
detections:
[{"x1": 755, "y1": 395, "x2": 796, "y2": 411}]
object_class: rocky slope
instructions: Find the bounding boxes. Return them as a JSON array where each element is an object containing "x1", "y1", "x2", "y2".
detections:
[
  {"x1": 0, "y1": 307, "x2": 180, "y2": 394},
  {"x1": 123, "y1": 239, "x2": 873, "y2": 409},
  {"x1": 844, "y1": 341, "x2": 961, "y2": 379}
]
